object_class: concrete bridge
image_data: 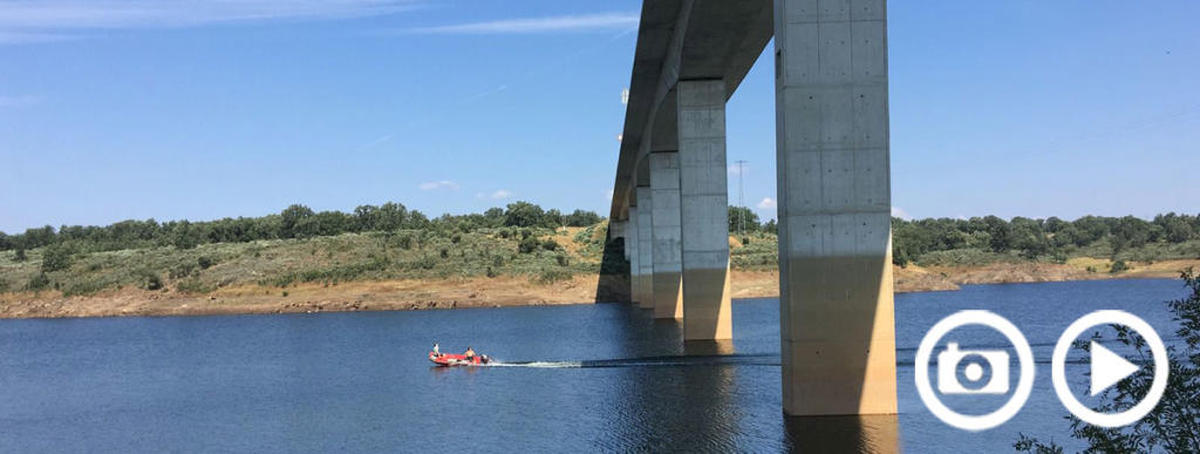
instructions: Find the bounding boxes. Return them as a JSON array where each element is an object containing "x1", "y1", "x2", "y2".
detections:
[{"x1": 605, "y1": 0, "x2": 897, "y2": 417}]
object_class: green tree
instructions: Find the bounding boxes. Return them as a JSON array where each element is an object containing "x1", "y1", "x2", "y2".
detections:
[
  {"x1": 984, "y1": 216, "x2": 1012, "y2": 252},
  {"x1": 504, "y1": 201, "x2": 546, "y2": 228},
  {"x1": 544, "y1": 209, "x2": 565, "y2": 229},
  {"x1": 728, "y1": 206, "x2": 760, "y2": 233},
  {"x1": 762, "y1": 219, "x2": 777, "y2": 234},
  {"x1": 40, "y1": 244, "x2": 74, "y2": 272},
  {"x1": 279, "y1": 204, "x2": 315, "y2": 238},
  {"x1": 564, "y1": 209, "x2": 603, "y2": 227},
  {"x1": 1157, "y1": 213, "x2": 1193, "y2": 244}
]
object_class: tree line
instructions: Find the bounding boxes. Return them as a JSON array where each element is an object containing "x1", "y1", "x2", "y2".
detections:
[
  {"x1": 891, "y1": 213, "x2": 1200, "y2": 265},
  {"x1": 726, "y1": 208, "x2": 1200, "y2": 265},
  {"x1": 0, "y1": 201, "x2": 604, "y2": 255}
]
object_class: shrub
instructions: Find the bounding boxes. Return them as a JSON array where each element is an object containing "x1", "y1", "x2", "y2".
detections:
[
  {"x1": 542, "y1": 239, "x2": 560, "y2": 251},
  {"x1": 397, "y1": 234, "x2": 414, "y2": 250},
  {"x1": 25, "y1": 273, "x2": 51, "y2": 291},
  {"x1": 535, "y1": 268, "x2": 572, "y2": 284},
  {"x1": 198, "y1": 256, "x2": 216, "y2": 269},
  {"x1": 137, "y1": 270, "x2": 164, "y2": 290},
  {"x1": 486, "y1": 267, "x2": 498, "y2": 278},
  {"x1": 169, "y1": 263, "x2": 197, "y2": 279},
  {"x1": 451, "y1": 234, "x2": 462, "y2": 244},
  {"x1": 556, "y1": 254, "x2": 570, "y2": 267},
  {"x1": 41, "y1": 244, "x2": 74, "y2": 272},
  {"x1": 14, "y1": 248, "x2": 27, "y2": 262},
  {"x1": 63, "y1": 280, "x2": 106, "y2": 297},
  {"x1": 742, "y1": 237, "x2": 751, "y2": 246},
  {"x1": 518, "y1": 236, "x2": 540, "y2": 254},
  {"x1": 1110, "y1": 260, "x2": 1129, "y2": 273},
  {"x1": 440, "y1": 248, "x2": 450, "y2": 259},
  {"x1": 176, "y1": 278, "x2": 216, "y2": 294}
]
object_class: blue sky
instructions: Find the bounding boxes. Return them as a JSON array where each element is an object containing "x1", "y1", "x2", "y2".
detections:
[{"x1": 1, "y1": 0, "x2": 1197, "y2": 234}]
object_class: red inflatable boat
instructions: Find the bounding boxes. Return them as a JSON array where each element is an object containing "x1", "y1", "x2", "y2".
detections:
[{"x1": 429, "y1": 351, "x2": 490, "y2": 366}]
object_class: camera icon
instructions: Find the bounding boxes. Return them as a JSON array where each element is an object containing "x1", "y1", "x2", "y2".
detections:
[
  {"x1": 915, "y1": 310, "x2": 1035, "y2": 431},
  {"x1": 937, "y1": 343, "x2": 1009, "y2": 395}
]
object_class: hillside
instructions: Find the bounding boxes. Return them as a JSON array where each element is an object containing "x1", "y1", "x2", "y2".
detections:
[{"x1": 2, "y1": 221, "x2": 1198, "y2": 319}]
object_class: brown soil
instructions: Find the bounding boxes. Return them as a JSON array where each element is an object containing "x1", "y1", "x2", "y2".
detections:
[{"x1": 2, "y1": 259, "x2": 1196, "y2": 320}]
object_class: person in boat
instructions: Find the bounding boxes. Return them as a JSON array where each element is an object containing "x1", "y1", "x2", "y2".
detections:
[
  {"x1": 464, "y1": 346, "x2": 476, "y2": 360},
  {"x1": 432, "y1": 342, "x2": 440, "y2": 357}
]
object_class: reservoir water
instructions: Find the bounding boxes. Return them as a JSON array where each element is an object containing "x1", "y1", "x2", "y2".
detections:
[{"x1": 0, "y1": 278, "x2": 1190, "y2": 452}]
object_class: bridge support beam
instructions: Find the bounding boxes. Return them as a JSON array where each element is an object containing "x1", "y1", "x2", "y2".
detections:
[
  {"x1": 627, "y1": 205, "x2": 640, "y2": 305},
  {"x1": 650, "y1": 151, "x2": 684, "y2": 319},
  {"x1": 678, "y1": 79, "x2": 732, "y2": 340},
  {"x1": 636, "y1": 185, "x2": 655, "y2": 309},
  {"x1": 774, "y1": 0, "x2": 897, "y2": 415}
]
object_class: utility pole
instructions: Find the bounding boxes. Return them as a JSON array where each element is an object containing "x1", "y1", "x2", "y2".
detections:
[{"x1": 735, "y1": 160, "x2": 748, "y2": 236}]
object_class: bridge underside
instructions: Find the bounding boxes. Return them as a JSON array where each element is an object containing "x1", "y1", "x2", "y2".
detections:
[{"x1": 606, "y1": 0, "x2": 897, "y2": 417}]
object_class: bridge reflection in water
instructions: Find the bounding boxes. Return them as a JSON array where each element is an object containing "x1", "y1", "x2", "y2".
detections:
[
  {"x1": 593, "y1": 304, "x2": 899, "y2": 453},
  {"x1": 785, "y1": 415, "x2": 901, "y2": 453}
]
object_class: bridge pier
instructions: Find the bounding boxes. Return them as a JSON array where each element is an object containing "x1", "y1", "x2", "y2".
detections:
[
  {"x1": 635, "y1": 185, "x2": 655, "y2": 310},
  {"x1": 626, "y1": 204, "x2": 641, "y2": 305},
  {"x1": 650, "y1": 151, "x2": 684, "y2": 319},
  {"x1": 774, "y1": 0, "x2": 897, "y2": 415},
  {"x1": 678, "y1": 79, "x2": 732, "y2": 341}
]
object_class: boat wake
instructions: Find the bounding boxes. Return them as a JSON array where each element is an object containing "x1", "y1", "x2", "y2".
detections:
[
  {"x1": 485, "y1": 354, "x2": 778, "y2": 369},
  {"x1": 488, "y1": 361, "x2": 584, "y2": 368}
]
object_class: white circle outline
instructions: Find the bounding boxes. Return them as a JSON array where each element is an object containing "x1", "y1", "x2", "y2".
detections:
[
  {"x1": 915, "y1": 310, "x2": 1035, "y2": 431},
  {"x1": 1051, "y1": 310, "x2": 1169, "y2": 428}
]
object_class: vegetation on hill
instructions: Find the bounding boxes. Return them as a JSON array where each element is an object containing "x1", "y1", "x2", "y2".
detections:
[{"x1": 1, "y1": 203, "x2": 1198, "y2": 299}]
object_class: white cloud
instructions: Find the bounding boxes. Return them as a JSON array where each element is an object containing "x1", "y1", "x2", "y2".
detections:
[
  {"x1": 403, "y1": 12, "x2": 638, "y2": 34},
  {"x1": 756, "y1": 197, "x2": 776, "y2": 210},
  {"x1": 606, "y1": 189, "x2": 614, "y2": 203},
  {"x1": 891, "y1": 206, "x2": 911, "y2": 220},
  {"x1": 418, "y1": 180, "x2": 459, "y2": 191},
  {"x1": 0, "y1": 1, "x2": 419, "y2": 38},
  {"x1": 476, "y1": 189, "x2": 512, "y2": 200}
]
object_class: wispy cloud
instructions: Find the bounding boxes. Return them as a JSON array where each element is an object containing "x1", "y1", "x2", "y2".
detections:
[
  {"x1": 403, "y1": 12, "x2": 638, "y2": 35},
  {"x1": 0, "y1": 0, "x2": 420, "y2": 44},
  {"x1": 756, "y1": 197, "x2": 776, "y2": 210},
  {"x1": 477, "y1": 189, "x2": 512, "y2": 200},
  {"x1": 891, "y1": 206, "x2": 911, "y2": 220},
  {"x1": 0, "y1": 95, "x2": 41, "y2": 107},
  {"x1": 418, "y1": 180, "x2": 459, "y2": 191},
  {"x1": 0, "y1": 31, "x2": 78, "y2": 44}
]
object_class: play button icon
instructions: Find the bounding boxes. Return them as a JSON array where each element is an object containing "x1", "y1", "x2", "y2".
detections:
[
  {"x1": 1053, "y1": 310, "x2": 1170, "y2": 428},
  {"x1": 1089, "y1": 341, "x2": 1140, "y2": 396}
]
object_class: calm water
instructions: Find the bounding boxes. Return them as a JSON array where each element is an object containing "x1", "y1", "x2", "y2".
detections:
[{"x1": 0, "y1": 279, "x2": 1190, "y2": 452}]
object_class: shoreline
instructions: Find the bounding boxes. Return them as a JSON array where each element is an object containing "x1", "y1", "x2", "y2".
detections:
[{"x1": 1, "y1": 259, "x2": 1196, "y2": 320}]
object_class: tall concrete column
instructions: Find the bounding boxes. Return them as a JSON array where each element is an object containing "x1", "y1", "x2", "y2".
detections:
[
  {"x1": 774, "y1": 0, "x2": 897, "y2": 416},
  {"x1": 650, "y1": 152, "x2": 684, "y2": 319},
  {"x1": 635, "y1": 185, "x2": 655, "y2": 310},
  {"x1": 677, "y1": 79, "x2": 732, "y2": 340},
  {"x1": 627, "y1": 207, "x2": 641, "y2": 305}
]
